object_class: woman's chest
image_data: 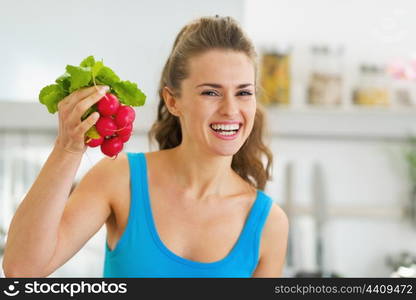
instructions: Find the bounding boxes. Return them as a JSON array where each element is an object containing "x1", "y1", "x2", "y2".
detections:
[
  {"x1": 109, "y1": 152, "x2": 257, "y2": 263},
  {"x1": 147, "y1": 182, "x2": 252, "y2": 262}
]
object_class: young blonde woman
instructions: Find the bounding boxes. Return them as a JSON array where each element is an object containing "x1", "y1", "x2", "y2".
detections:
[{"x1": 3, "y1": 16, "x2": 288, "y2": 278}]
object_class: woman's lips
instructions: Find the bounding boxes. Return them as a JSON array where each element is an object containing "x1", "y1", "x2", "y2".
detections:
[{"x1": 209, "y1": 125, "x2": 241, "y2": 140}]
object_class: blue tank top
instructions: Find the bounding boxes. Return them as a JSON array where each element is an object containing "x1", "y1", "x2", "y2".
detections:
[{"x1": 103, "y1": 152, "x2": 273, "y2": 278}]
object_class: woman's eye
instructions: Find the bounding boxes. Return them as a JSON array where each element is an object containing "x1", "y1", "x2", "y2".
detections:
[
  {"x1": 238, "y1": 90, "x2": 253, "y2": 96},
  {"x1": 201, "y1": 90, "x2": 219, "y2": 96},
  {"x1": 201, "y1": 90, "x2": 253, "y2": 97}
]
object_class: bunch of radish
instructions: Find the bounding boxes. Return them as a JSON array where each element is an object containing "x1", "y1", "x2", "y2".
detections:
[
  {"x1": 86, "y1": 93, "x2": 135, "y2": 157},
  {"x1": 39, "y1": 55, "x2": 146, "y2": 159}
]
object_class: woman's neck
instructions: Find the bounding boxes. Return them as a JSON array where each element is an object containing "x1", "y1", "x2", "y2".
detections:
[{"x1": 163, "y1": 145, "x2": 237, "y2": 201}]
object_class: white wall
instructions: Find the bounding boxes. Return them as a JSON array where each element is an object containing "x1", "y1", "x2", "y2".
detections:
[
  {"x1": 244, "y1": 0, "x2": 416, "y2": 107},
  {"x1": 0, "y1": 0, "x2": 244, "y2": 103},
  {"x1": 244, "y1": 0, "x2": 416, "y2": 61}
]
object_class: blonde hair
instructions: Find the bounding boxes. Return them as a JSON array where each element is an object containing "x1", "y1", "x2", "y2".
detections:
[{"x1": 148, "y1": 16, "x2": 273, "y2": 190}]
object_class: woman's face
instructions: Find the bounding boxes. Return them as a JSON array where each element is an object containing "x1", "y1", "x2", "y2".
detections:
[{"x1": 174, "y1": 49, "x2": 256, "y2": 157}]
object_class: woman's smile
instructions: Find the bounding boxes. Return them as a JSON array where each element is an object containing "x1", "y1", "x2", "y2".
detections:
[{"x1": 209, "y1": 122, "x2": 243, "y2": 140}]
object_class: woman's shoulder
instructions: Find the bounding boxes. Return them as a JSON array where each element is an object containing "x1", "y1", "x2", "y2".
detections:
[
  {"x1": 123, "y1": 150, "x2": 164, "y2": 162},
  {"x1": 107, "y1": 150, "x2": 156, "y2": 167},
  {"x1": 256, "y1": 190, "x2": 287, "y2": 230},
  {"x1": 92, "y1": 151, "x2": 130, "y2": 201},
  {"x1": 98, "y1": 151, "x2": 129, "y2": 172},
  {"x1": 104, "y1": 150, "x2": 164, "y2": 187},
  {"x1": 252, "y1": 191, "x2": 289, "y2": 276},
  {"x1": 259, "y1": 192, "x2": 289, "y2": 252},
  {"x1": 251, "y1": 190, "x2": 284, "y2": 223}
]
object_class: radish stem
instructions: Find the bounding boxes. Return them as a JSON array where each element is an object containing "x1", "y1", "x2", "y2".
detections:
[{"x1": 92, "y1": 71, "x2": 109, "y2": 101}]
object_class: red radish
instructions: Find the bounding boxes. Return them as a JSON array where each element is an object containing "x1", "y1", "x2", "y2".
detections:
[
  {"x1": 86, "y1": 136, "x2": 104, "y2": 147},
  {"x1": 97, "y1": 93, "x2": 120, "y2": 117},
  {"x1": 115, "y1": 105, "x2": 135, "y2": 127},
  {"x1": 117, "y1": 123, "x2": 132, "y2": 136},
  {"x1": 101, "y1": 136, "x2": 124, "y2": 157},
  {"x1": 96, "y1": 116, "x2": 117, "y2": 137},
  {"x1": 119, "y1": 134, "x2": 131, "y2": 143}
]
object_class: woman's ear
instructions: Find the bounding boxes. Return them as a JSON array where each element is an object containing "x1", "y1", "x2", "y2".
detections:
[{"x1": 162, "y1": 86, "x2": 181, "y2": 117}]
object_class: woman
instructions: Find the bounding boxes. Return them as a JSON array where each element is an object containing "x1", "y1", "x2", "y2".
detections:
[{"x1": 3, "y1": 16, "x2": 288, "y2": 278}]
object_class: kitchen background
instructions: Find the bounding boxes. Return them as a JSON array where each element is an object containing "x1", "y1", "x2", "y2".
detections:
[{"x1": 1, "y1": 0, "x2": 416, "y2": 277}]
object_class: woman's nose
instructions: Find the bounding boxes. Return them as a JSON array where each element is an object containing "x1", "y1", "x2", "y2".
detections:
[{"x1": 220, "y1": 95, "x2": 239, "y2": 116}]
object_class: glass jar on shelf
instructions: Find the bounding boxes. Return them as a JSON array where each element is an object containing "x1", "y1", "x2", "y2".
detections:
[
  {"x1": 387, "y1": 58, "x2": 416, "y2": 107},
  {"x1": 259, "y1": 45, "x2": 291, "y2": 106},
  {"x1": 392, "y1": 79, "x2": 414, "y2": 107},
  {"x1": 307, "y1": 45, "x2": 344, "y2": 106},
  {"x1": 353, "y1": 64, "x2": 390, "y2": 106}
]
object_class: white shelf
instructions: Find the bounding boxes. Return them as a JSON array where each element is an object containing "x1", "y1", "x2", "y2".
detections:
[
  {"x1": 1, "y1": 101, "x2": 416, "y2": 140},
  {"x1": 285, "y1": 204, "x2": 403, "y2": 218},
  {"x1": 265, "y1": 105, "x2": 416, "y2": 141}
]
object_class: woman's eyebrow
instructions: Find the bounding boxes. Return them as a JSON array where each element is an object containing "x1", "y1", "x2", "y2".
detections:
[{"x1": 195, "y1": 83, "x2": 254, "y2": 89}]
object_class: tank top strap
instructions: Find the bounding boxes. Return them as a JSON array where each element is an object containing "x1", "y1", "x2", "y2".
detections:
[
  {"x1": 104, "y1": 152, "x2": 144, "y2": 257},
  {"x1": 125, "y1": 152, "x2": 146, "y2": 220},
  {"x1": 238, "y1": 190, "x2": 273, "y2": 251}
]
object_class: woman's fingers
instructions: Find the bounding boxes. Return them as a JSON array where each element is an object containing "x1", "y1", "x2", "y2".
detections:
[
  {"x1": 76, "y1": 112, "x2": 101, "y2": 135},
  {"x1": 70, "y1": 88, "x2": 108, "y2": 122},
  {"x1": 58, "y1": 85, "x2": 108, "y2": 113},
  {"x1": 55, "y1": 85, "x2": 109, "y2": 154}
]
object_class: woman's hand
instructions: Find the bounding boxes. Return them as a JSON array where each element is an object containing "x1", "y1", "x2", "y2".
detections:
[{"x1": 54, "y1": 85, "x2": 109, "y2": 154}]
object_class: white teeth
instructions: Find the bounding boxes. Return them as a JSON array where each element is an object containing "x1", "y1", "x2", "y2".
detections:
[
  {"x1": 211, "y1": 123, "x2": 240, "y2": 131},
  {"x1": 217, "y1": 130, "x2": 237, "y2": 136}
]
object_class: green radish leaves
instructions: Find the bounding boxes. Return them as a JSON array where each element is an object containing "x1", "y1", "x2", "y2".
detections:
[
  {"x1": 39, "y1": 55, "x2": 146, "y2": 114},
  {"x1": 80, "y1": 56, "x2": 96, "y2": 68},
  {"x1": 95, "y1": 66, "x2": 120, "y2": 86},
  {"x1": 39, "y1": 84, "x2": 66, "y2": 114},
  {"x1": 55, "y1": 72, "x2": 71, "y2": 92},
  {"x1": 113, "y1": 81, "x2": 146, "y2": 106},
  {"x1": 66, "y1": 65, "x2": 92, "y2": 93}
]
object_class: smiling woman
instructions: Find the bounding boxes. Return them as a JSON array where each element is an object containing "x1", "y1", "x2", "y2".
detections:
[
  {"x1": 150, "y1": 16, "x2": 273, "y2": 190},
  {"x1": 128, "y1": 15, "x2": 289, "y2": 278},
  {"x1": 162, "y1": 49, "x2": 257, "y2": 154}
]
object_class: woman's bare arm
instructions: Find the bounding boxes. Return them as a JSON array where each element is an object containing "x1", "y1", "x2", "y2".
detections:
[
  {"x1": 41, "y1": 155, "x2": 116, "y2": 277},
  {"x1": 2, "y1": 85, "x2": 112, "y2": 277},
  {"x1": 252, "y1": 204, "x2": 289, "y2": 278},
  {"x1": 2, "y1": 148, "x2": 116, "y2": 277}
]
